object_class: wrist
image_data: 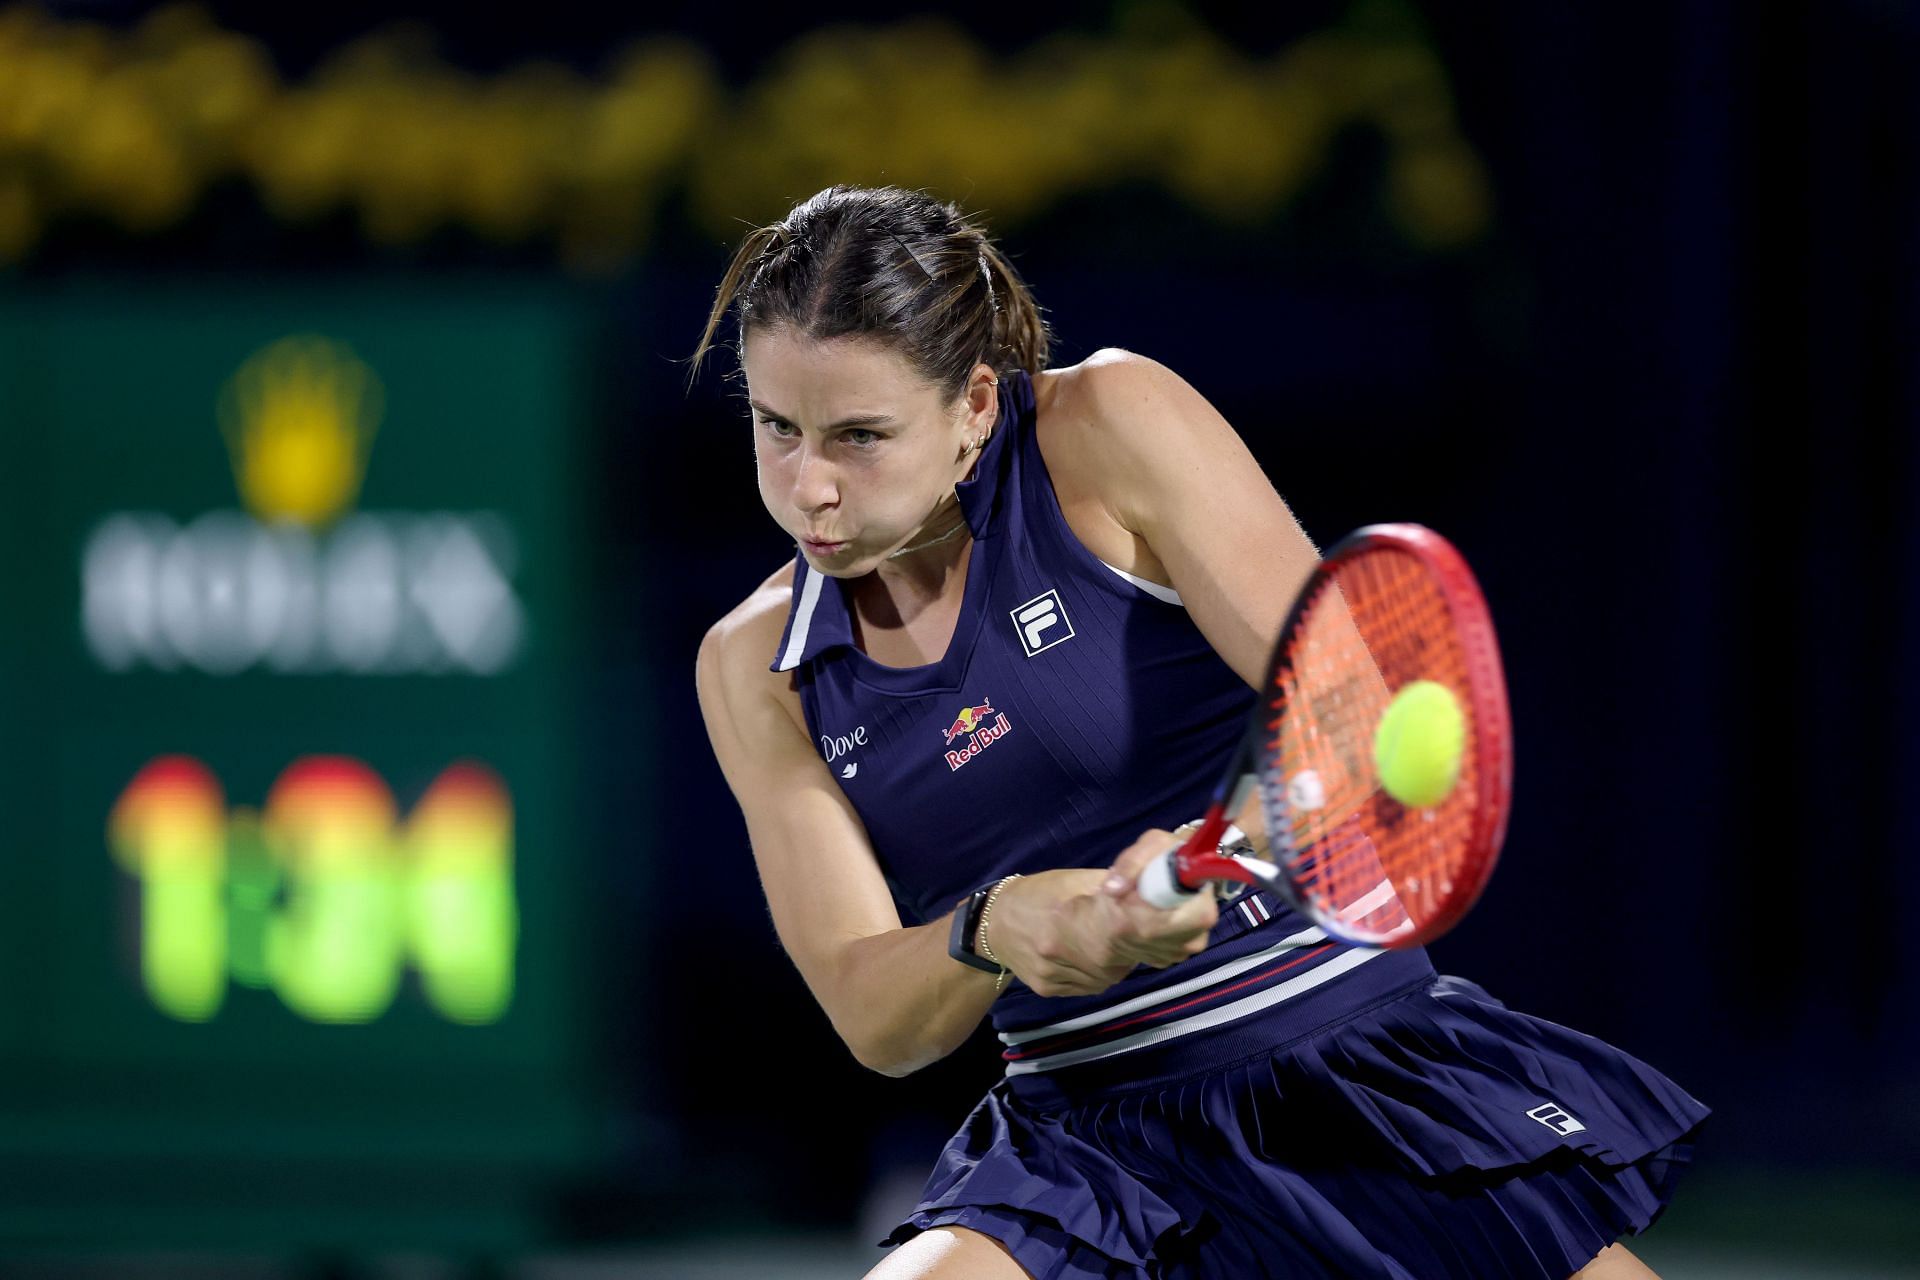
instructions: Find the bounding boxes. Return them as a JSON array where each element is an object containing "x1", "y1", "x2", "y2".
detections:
[
  {"x1": 974, "y1": 874, "x2": 1021, "y2": 967},
  {"x1": 947, "y1": 880, "x2": 1010, "y2": 976}
]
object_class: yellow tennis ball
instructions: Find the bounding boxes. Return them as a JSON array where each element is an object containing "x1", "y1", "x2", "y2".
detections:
[{"x1": 1373, "y1": 680, "x2": 1465, "y2": 808}]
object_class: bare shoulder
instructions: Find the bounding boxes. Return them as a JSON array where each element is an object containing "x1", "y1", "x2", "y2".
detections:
[
  {"x1": 1052, "y1": 346, "x2": 1192, "y2": 397},
  {"x1": 696, "y1": 560, "x2": 804, "y2": 732},
  {"x1": 1033, "y1": 349, "x2": 1233, "y2": 563},
  {"x1": 1036, "y1": 347, "x2": 1208, "y2": 445},
  {"x1": 1036, "y1": 350, "x2": 1310, "y2": 687},
  {"x1": 703, "y1": 560, "x2": 795, "y2": 660},
  {"x1": 1037, "y1": 348, "x2": 1225, "y2": 483}
]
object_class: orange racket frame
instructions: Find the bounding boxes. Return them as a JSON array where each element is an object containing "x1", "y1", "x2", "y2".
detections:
[{"x1": 1135, "y1": 523, "x2": 1513, "y2": 949}]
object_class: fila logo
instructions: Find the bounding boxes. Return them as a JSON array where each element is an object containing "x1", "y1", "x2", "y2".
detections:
[
  {"x1": 1525, "y1": 1102, "x2": 1586, "y2": 1136},
  {"x1": 1011, "y1": 589, "x2": 1074, "y2": 657}
]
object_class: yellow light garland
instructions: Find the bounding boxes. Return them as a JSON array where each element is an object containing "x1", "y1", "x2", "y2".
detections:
[{"x1": 0, "y1": 0, "x2": 1489, "y2": 268}]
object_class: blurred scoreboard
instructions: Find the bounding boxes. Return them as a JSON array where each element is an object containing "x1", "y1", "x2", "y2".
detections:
[{"x1": 0, "y1": 279, "x2": 606, "y2": 1249}]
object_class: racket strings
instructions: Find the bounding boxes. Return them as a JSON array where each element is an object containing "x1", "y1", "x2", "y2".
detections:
[{"x1": 1264, "y1": 548, "x2": 1479, "y2": 941}]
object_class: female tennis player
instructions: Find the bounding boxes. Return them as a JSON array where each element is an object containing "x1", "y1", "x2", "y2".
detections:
[{"x1": 692, "y1": 185, "x2": 1708, "y2": 1279}]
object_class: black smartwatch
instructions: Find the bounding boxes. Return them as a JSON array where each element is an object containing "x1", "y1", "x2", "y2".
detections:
[{"x1": 947, "y1": 886, "x2": 1003, "y2": 973}]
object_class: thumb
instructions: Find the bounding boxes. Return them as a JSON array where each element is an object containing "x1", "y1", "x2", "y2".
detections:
[{"x1": 1103, "y1": 828, "x2": 1181, "y2": 896}]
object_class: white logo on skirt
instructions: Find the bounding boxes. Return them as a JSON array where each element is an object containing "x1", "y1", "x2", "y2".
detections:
[{"x1": 1526, "y1": 1102, "x2": 1586, "y2": 1136}]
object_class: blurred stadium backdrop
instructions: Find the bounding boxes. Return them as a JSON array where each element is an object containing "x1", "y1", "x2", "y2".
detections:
[{"x1": 0, "y1": 1, "x2": 1916, "y2": 1276}]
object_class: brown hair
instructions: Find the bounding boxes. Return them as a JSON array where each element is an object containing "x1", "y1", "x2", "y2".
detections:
[{"x1": 690, "y1": 185, "x2": 1050, "y2": 397}]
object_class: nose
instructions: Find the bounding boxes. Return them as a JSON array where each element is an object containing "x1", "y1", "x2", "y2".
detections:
[{"x1": 790, "y1": 440, "x2": 839, "y2": 514}]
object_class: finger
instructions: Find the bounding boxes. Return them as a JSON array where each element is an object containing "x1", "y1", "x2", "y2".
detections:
[
  {"x1": 1121, "y1": 936, "x2": 1193, "y2": 969},
  {"x1": 1167, "y1": 889, "x2": 1221, "y2": 934},
  {"x1": 1107, "y1": 866, "x2": 1218, "y2": 923},
  {"x1": 1032, "y1": 952, "x2": 1119, "y2": 992},
  {"x1": 1043, "y1": 960, "x2": 1132, "y2": 997},
  {"x1": 1103, "y1": 829, "x2": 1178, "y2": 895},
  {"x1": 1109, "y1": 902, "x2": 1217, "y2": 969},
  {"x1": 1143, "y1": 925, "x2": 1216, "y2": 967},
  {"x1": 1103, "y1": 913, "x2": 1201, "y2": 971}
]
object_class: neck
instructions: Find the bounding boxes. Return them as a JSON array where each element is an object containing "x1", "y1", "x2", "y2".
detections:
[
  {"x1": 865, "y1": 433, "x2": 984, "y2": 594},
  {"x1": 888, "y1": 511, "x2": 969, "y2": 559},
  {"x1": 872, "y1": 502, "x2": 971, "y2": 597}
]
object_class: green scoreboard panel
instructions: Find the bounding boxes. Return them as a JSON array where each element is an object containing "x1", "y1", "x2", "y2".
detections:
[{"x1": 0, "y1": 278, "x2": 608, "y2": 1249}]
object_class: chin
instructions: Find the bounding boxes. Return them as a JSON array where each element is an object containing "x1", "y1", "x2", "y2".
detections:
[{"x1": 797, "y1": 541, "x2": 873, "y2": 576}]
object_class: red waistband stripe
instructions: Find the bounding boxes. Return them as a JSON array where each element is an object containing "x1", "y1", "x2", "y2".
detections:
[{"x1": 997, "y1": 926, "x2": 1386, "y2": 1076}]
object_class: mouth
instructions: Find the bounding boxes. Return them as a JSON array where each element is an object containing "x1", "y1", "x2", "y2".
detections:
[{"x1": 801, "y1": 537, "x2": 849, "y2": 556}]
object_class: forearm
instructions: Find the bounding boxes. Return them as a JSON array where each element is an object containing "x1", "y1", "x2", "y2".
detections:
[{"x1": 824, "y1": 913, "x2": 1004, "y2": 1077}]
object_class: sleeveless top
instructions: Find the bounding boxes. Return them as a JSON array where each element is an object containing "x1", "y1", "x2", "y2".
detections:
[{"x1": 771, "y1": 369, "x2": 1434, "y2": 1075}]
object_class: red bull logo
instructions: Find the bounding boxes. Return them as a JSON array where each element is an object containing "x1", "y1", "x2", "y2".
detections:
[
  {"x1": 942, "y1": 701, "x2": 995, "y2": 745},
  {"x1": 942, "y1": 698, "x2": 1012, "y2": 772}
]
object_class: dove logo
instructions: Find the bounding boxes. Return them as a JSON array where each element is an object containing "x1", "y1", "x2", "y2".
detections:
[
  {"x1": 821, "y1": 725, "x2": 867, "y2": 762},
  {"x1": 840, "y1": 763, "x2": 858, "y2": 780}
]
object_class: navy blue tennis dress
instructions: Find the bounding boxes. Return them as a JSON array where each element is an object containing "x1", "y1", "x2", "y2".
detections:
[{"x1": 770, "y1": 370, "x2": 1709, "y2": 1279}]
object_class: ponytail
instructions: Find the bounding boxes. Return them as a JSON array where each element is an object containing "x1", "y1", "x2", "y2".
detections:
[{"x1": 978, "y1": 238, "x2": 1048, "y2": 379}]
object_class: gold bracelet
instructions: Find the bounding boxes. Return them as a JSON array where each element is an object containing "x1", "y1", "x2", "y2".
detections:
[{"x1": 976, "y1": 873, "x2": 1021, "y2": 971}]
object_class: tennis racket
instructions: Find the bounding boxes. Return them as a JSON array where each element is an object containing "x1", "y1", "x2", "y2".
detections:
[{"x1": 1136, "y1": 523, "x2": 1512, "y2": 949}]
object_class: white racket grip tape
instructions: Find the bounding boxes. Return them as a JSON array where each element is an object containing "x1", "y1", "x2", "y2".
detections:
[{"x1": 1137, "y1": 847, "x2": 1201, "y2": 909}]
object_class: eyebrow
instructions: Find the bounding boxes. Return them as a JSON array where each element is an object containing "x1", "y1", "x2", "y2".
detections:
[{"x1": 748, "y1": 399, "x2": 896, "y2": 431}]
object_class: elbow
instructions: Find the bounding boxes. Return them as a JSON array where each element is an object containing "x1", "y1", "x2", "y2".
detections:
[
  {"x1": 849, "y1": 1037, "x2": 940, "y2": 1078},
  {"x1": 846, "y1": 1025, "x2": 961, "y2": 1078},
  {"x1": 854, "y1": 1050, "x2": 921, "y2": 1079},
  {"x1": 820, "y1": 939, "x2": 973, "y2": 1078}
]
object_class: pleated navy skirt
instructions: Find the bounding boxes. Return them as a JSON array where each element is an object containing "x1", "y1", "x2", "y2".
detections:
[{"x1": 882, "y1": 956, "x2": 1709, "y2": 1279}]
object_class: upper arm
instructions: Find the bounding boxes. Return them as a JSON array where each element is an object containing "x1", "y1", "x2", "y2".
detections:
[
  {"x1": 694, "y1": 591, "x2": 904, "y2": 1012},
  {"x1": 1060, "y1": 349, "x2": 1322, "y2": 687}
]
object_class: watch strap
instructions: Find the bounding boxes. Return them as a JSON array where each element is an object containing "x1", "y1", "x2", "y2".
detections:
[{"x1": 947, "y1": 887, "x2": 1003, "y2": 973}]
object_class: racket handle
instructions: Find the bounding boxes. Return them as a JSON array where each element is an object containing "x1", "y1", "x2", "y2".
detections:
[{"x1": 1137, "y1": 848, "x2": 1201, "y2": 909}]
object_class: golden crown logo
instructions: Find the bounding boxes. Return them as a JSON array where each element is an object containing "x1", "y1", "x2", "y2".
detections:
[{"x1": 219, "y1": 335, "x2": 383, "y2": 528}]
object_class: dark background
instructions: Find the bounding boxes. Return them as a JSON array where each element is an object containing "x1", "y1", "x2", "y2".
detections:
[{"x1": 1, "y1": 0, "x2": 1915, "y2": 1271}]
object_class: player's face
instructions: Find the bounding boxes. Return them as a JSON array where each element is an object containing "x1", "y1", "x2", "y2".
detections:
[{"x1": 742, "y1": 326, "x2": 995, "y2": 577}]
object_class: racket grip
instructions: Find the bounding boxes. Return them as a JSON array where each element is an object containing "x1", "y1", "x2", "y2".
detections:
[{"x1": 1137, "y1": 848, "x2": 1200, "y2": 909}]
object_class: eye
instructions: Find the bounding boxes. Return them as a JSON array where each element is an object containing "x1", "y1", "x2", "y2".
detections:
[
  {"x1": 758, "y1": 417, "x2": 799, "y2": 439},
  {"x1": 844, "y1": 428, "x2": 880, "y2": 448}
]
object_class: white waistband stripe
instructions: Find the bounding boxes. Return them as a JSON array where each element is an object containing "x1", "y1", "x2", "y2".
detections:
[
  {"x1": 1003, "y1": 945, "x2": 1383, "y2": 1075},
  {"x1": 999, "y1": 925, "x2": 1327, "y2": 1048}
]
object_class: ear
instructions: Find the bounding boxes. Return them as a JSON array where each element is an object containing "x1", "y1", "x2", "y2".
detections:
[{"x1": 960, "y1": 362, "x2": 1001, "y2": 432}]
